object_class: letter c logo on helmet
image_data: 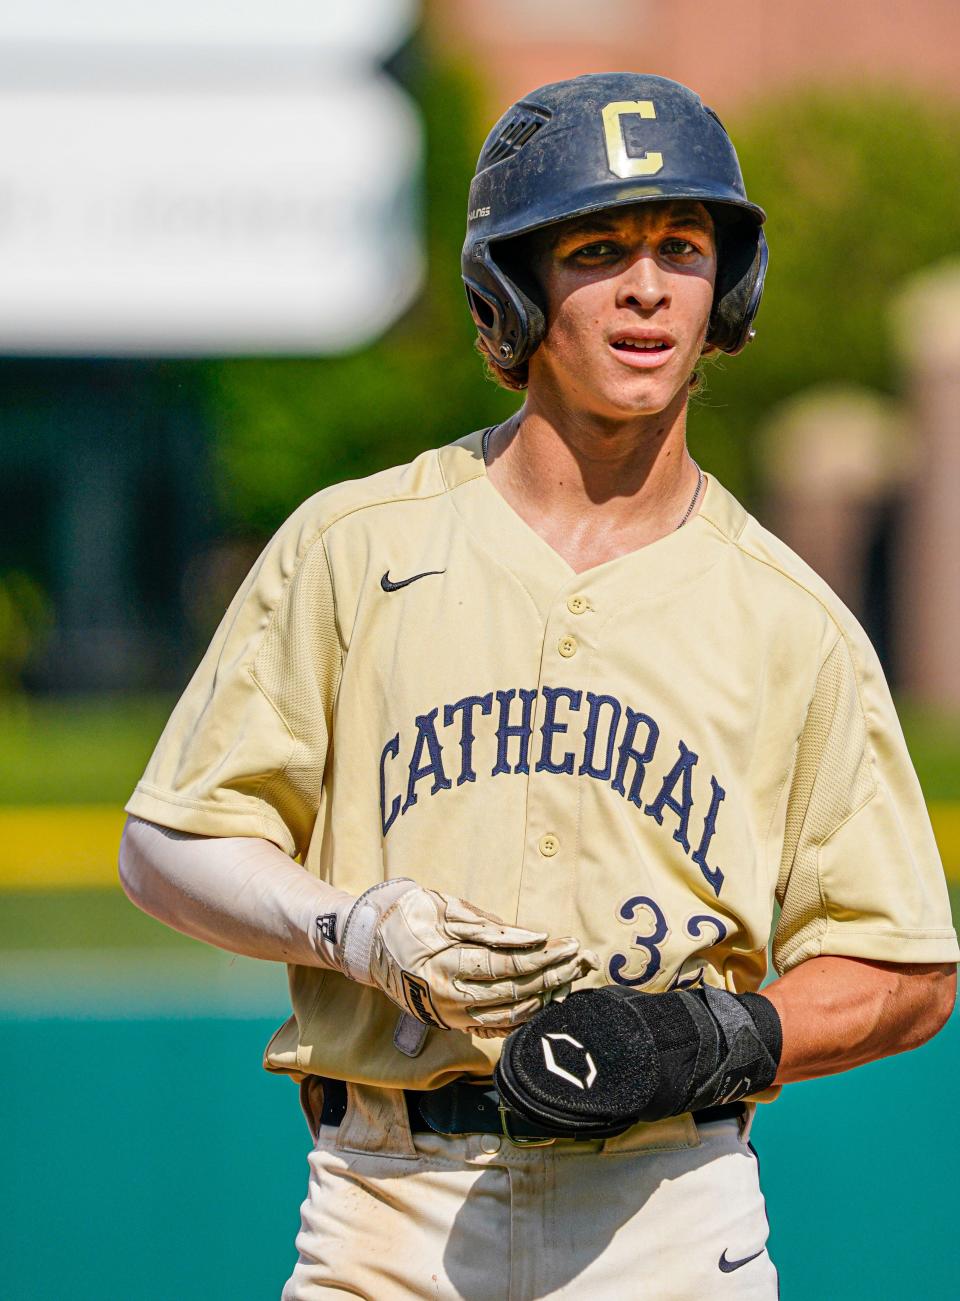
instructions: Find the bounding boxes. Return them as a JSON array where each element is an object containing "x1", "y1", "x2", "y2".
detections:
[
  {"x1": 601, "y1": 100, "x2": 663, "y2": 178},
  {"x1": 461, "y1": 72, "x2": 768, "y2": 369}
]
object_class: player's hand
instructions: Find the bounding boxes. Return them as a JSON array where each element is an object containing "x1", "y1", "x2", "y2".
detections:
[{"x1": 338, "y1": 878, "x2": 599, "y2": 1033}]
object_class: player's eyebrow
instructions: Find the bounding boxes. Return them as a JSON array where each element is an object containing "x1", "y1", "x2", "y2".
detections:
[
  {"x1": 552, "y1": 204, "x2": 714, "y2": 246},
  {"x1": 660, "y1": 205, "x2": 714, "y2": 234},
  {"x1": 553, "y1": 215, "x2": 621, "y2": 242}
]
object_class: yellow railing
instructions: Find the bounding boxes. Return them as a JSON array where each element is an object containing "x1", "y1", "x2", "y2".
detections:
[{"x1": 2, "y1": 803, "x2": 960, "y2": 889}]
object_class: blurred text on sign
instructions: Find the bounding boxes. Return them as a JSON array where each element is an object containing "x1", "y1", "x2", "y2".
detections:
[{"x1": 0, "y1": 0, "x2": 422, "y2": 355}]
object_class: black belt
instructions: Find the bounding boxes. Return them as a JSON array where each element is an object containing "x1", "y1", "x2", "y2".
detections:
[{"x1": 317, "y1": 1078, "x2": 744, "y2": 1144}]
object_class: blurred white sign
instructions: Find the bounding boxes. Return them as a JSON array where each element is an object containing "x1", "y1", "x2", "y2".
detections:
[
  {"x1": 0, "y1": 1, "x2": 422, "y2": 355},
  {"x1": 0, "y1": 0, "x2": 416, "y2": 60}
]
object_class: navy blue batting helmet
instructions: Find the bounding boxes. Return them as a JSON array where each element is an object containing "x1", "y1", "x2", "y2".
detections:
[{"x1": 462, "y1": 72, "x2": 767, "y2": 369}]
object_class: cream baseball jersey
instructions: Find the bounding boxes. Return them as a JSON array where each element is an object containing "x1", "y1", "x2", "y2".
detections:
[{"x1": 126, "y1": 429, "x2": 959, "y2": 1089}]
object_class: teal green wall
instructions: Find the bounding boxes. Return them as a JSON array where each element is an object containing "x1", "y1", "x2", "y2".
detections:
[{"x1": 3, "y1": 1010, "x2": 956, "y2": 1299}]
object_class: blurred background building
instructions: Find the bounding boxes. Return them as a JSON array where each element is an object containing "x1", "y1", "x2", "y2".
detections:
[
  {"x1": 2, "y1": 5, "x2": 959, "y2": 1299},
  {"x1": 436, "y1": 0, "x2": 960, "y2": 109}
]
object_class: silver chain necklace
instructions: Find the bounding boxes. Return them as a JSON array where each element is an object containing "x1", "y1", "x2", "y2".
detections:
[
  {"x1": 483, "y1": 427, "x2": 703, "y2": 530},
  {"x1": 675, "y1": 461, "x2": 703, "y2": 529}
]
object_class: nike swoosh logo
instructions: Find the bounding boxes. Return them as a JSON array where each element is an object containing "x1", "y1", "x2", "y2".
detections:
[
  {"x1": 380, "y1": 569, "x2": 446, "y2": 592},
  {"x1": 718, "y1": 1248, "x2": 764, "y2": 1274}
]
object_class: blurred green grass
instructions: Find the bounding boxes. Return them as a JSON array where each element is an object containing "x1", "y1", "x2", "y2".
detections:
[
  {"x1": 0, "y1": 693, "x2": 174, "y2": 805},
  {"x1": 0, "y1": 887, "x2": 192, "y2": 951},
  {"x1": 896, "y1": 702, "x2": 960, "y2": 801}
]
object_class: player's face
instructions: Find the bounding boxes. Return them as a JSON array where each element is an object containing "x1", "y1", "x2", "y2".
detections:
[{"x1": 527, "y1": 201, "x2": 717, "y2": 420}]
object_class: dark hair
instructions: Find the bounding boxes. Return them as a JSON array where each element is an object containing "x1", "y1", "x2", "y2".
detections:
[{"x1": 475, "y1": 335, "x2": 529, "y2": 391}]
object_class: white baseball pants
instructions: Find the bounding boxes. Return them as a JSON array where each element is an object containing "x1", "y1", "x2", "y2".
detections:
[{"x1": 281, "y1": 1081, "x2": 778, "y2": 1300}]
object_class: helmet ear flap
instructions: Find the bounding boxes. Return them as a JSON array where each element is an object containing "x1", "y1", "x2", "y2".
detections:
[
  {"x1": 464, "y1": 243, "x2": 546, "y2": 368},
  {"x1": 496, "y1": 280, "x2": 545, "y2": 368},
  {"x1": 708, "y1": 220, "x2": 768, "y2": 355}
]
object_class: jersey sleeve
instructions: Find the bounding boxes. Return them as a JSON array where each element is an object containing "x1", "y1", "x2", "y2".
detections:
[
  {"x1": 772, "y1": 629, "x2": 959, "y2": 975},
  {"x1": 125, "y1": 512, "x2": 341, "y2": 858}
]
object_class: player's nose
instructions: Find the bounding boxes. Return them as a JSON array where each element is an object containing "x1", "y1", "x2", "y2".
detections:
[{"x1": 616, "y1": 253, "x2": 670, "y2": 313}]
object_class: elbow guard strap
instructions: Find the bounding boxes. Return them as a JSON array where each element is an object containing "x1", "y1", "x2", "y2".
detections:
[{"x1": 495, "y1": 984, "x2": 782, "y2": 1139}]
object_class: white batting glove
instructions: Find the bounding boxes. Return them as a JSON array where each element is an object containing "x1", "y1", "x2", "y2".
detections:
[{"x1": 336, "y1": 879, "x2": 599, "y2": 1034}]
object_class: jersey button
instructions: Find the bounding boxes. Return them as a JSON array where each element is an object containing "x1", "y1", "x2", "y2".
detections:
[
  {"x1": 479, "y1": 1133, "x2": 501, "y2": 1154},
  {"x1": 538, "y1": 833, "x2": 560, "y2": 857},
  {"x1": 558, "y1": 635, "x2": 578, "y2": 658},
  {"x1": 566, "y1": 595, "x2": 588, "y2": 615}
]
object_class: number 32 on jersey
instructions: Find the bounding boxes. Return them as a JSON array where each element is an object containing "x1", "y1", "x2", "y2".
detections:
[{"x1": 608, "y1": 894, "x2": 728, "y2": 988}]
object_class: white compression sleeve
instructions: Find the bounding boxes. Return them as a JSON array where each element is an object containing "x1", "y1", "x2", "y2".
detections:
[{"x1": 118, "y1": 815, "x2": 356, "y2": 968}]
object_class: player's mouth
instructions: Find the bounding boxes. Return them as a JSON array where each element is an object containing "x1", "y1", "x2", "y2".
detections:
[{"x1": 608, "y1": 329, "x2": 676, "y2": 369}]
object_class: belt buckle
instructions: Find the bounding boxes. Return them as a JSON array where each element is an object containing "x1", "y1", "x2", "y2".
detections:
[{"x1": 498, "y1": 1101, "x2": 557, "y2": 1148}]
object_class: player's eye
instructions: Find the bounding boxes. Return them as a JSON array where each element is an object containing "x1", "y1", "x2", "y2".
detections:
[
  {"x1": 570, "y1": 239, "x2": 620, "y2": 260},
  {"x1": 661, "y1": 237, "x2": 701, "y2": 258}
]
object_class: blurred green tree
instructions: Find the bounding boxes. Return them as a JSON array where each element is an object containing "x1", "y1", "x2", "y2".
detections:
[{"x1": 692, "y1": 90, "x2": 960, "y2": 499}]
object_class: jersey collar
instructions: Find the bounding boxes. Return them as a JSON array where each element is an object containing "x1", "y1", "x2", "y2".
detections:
[{"x1": 438, "y1": 428, "x2": 746, "y2": 617}]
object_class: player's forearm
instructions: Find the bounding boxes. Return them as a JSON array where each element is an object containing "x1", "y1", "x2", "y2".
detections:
[
  {"x1": 762, "y1": 955, "x2": 956, "y2": 1084},
  {"x1": 119, "y1": 816, "x2": 598, "y2": 1034},
  {"x1": 118, "y1": 815, "x2": 353, "y2": 966}
]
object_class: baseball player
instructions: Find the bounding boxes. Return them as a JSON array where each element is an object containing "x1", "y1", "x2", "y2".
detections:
[{"x1": 119, "y1": 73, "x2": 958, "y2": 1299}]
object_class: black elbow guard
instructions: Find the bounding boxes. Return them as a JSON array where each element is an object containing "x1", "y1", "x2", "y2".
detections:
[{"x1": 495, "y1": 984, "x2": 783, "y2": 1139}]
